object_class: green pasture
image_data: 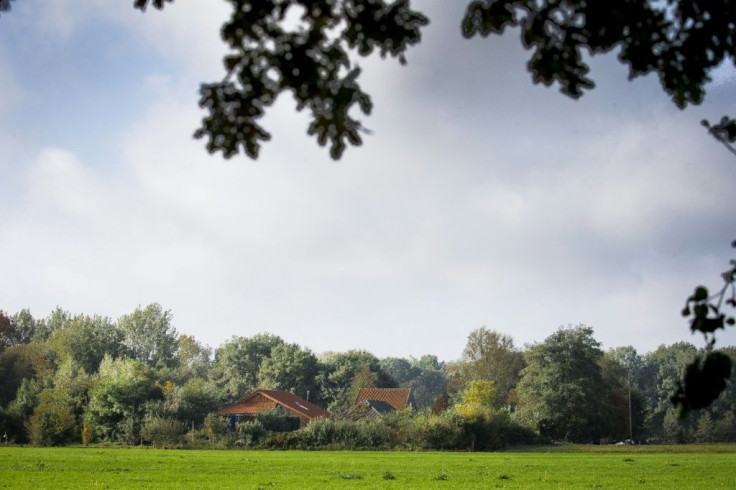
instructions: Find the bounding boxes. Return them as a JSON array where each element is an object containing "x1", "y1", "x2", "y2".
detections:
[{"x1": 0, "y1": 445, "x2": 734, "y2": 489}]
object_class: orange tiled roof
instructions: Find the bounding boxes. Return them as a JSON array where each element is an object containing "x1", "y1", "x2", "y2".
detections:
[
  {"x1": 217, "y1": 389, "x2": 330, "y2": 420},
  {"x1": 355, "y1": 387, "x2": 413, "y2": 410},
  {"x1": 217, "y1": 392, "x2": 276, "y2": 416}
]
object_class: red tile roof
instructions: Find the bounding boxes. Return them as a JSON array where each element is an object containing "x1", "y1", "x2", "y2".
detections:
[
  {"x1": 217, "y1": 389, "x2": 330, "y2": 421},
  {"x1": 355, "y1": 388, "x2": 414, "y2": 410}
]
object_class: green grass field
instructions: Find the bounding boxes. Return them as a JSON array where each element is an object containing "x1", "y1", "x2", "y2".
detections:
[{"x1": 1, "y1": 445, "x2": 734, "y2": 488}]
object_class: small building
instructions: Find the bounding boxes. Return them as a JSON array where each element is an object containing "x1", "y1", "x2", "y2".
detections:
[
  {"x1": 217, "y1": 389, "x2": 330, "y2": 428},
  {"x1": 343, "y1": 399, "x2": 397, "y2": 420},
  {"x1": 343, "y1": 387, "x2": 416, "y2": 419},
  {"x1": 355, "y1": 387, "x2": 416, "y2": 411}
]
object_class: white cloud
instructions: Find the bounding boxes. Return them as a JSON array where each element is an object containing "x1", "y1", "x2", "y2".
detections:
[
  {"x1": 27, "y1": 148, "x2": 103, "y2": 217},
  {"x1": 120, "y1": 1, "x2": 230, "y2": 78}
]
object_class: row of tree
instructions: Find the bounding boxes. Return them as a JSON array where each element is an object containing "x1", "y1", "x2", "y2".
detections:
[{"x1": 1, "y1": 305, "x2": 734, "y2": 447}]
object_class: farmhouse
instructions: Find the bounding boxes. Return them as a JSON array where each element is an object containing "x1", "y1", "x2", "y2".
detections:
[
  {"x1": 344, "y1": 387, "x2": 416, "y2": 419},
  {"x1": 217, "y1": 389, "x2": 330, "y2": 428},
  {"x1": 355, "y1": 387, "x2": 416, "y2": 410}
]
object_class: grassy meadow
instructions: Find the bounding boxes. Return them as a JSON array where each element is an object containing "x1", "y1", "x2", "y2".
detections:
[{"x1": 1, "y1": 445, "x2": 735, "y2": 488}]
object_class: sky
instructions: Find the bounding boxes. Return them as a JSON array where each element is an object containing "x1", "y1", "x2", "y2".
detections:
[{"x1": 1, "y1": 1, "x2": 735, "y2": 362}]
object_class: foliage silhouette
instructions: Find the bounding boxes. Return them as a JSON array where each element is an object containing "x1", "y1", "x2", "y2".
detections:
[
  {"x1": 134, "y1": 0, "x2": 428, "y2": 159},
  {"x1": 674, "y1": 242, "x2": 736, "y2": 416},
  {"x1": 703, "y1": 117, "x2": 736, "y2": 157},
  {"x1": 462, "y1": 1, "x2": 735, "y2": 108},
  {"x1": 0, "y1": 0, "x2": 12, "y2": 17},
  {"x1": 134, "y1": 0, "x2": 735, "y2": 159}
]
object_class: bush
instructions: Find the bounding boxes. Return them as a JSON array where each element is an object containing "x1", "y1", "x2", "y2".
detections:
[
  {"x1": 140, "y1": 416, "x2": 186, "y2": 448},
  {"x1": 256, "y1": 411, "x2": 301, "y2": 433},
  {"x1": 351, "y1": 419, "x2": 396, "y2": 449},
  {"x1": 412, "y1": 413, "x2": 465, "y2": 450},
  {"x1": 463, "y1": 415, "x2": 503, "y2": 451},
  {"x1": 259, "y1": 430, "x2": 306, "y2": 450},
  {"x1": 203, "y1": 413, "x2": 228, "y2": 445},
  {"x1": 301, "y1": 418, "x2": 349, "y2": 448},
  {"x1": 191, "y1": 409, "x2": 543, "y2": 451},
  {"x1": 396, "y1": 408, "x2": 539, "y2": 451},
  {"x1": 258, "y1": 418, "x2": 396, "y2": 450},
  {"x1": 182, "y1": 427, "x2": 211, "y2": 448},
  {"x1": 234, "y1": 419, "x2": 267, "y2": 447},
  {"x1": 27, "y1": 390, "x2": 77, "y2": 446},
  {"x1": 117, "y1": 416, "x2": 142, "y2": 445},
  {"x1": 502, "y1": 420, "x2": 542, "y2": 446}
]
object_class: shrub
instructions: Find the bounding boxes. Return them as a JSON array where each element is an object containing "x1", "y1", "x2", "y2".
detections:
[
  {"x1": 502, "y1": 420, "x2": 542, "y2": 446},
  {"x1": 117, "y1": 416, "x2": 142, "y2": 445},
  {"x1": 27, "y1": 390, "x2": 76, "y2": 446},
  {"x1": 203, "y1": 413, "x2": 228, "y2": 445},
  {"x1": 403, "y1": 408, "x2": 537, "y2": 451},
  {"x1": 207, "y1": 408, "x2": 543, "y2": 451},
  {"x1": 140, "y1": 415, "x2": 186, "y2": 448},
  {"x1": 234, "y1": 419, "x2": 267, "y2": 447},
  {"x1": 256, "y1": 411, "x2": 300, "y2": 433},
  {"x1": 414, "y1": 413, "x2": 465, "y2": 450},
  {"x1": 259, "y1": 430, "x2": 305, "y2": 449},
  {"x1": 307, "y1": 418, "x2": 396, "y2": 450},
  {"x1": 182, "y1": 427, "x2": 211, "y2": 449}
]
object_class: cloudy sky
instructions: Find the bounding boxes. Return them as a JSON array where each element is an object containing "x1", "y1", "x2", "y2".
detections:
[{"x1": 1, "y1": 1, "x2": 735, "y2": 361}]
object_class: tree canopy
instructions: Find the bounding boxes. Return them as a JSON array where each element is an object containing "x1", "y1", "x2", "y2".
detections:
[
  {"x1": 462, "y1": 0, "x2": 736, "y2": 108},
  {"x1": 459, "y1": 327, "x2": 524, "y2": 406},
  {"x1": 210, "y1": 333, "x2": 285, "y2": 401},
  {"x1": 257, "y1": 342, "x2": 319, "y2": 399},
  {"x1": 118, "y1": 304, "x2": 178, "y2": 369},
  {"x1": 77, "y1": 1, "x2": 710, "y2": 159},
  {"x1": 120, "y1": 0, "x2": 736, "y2": 159},
  {"x1": 133, "y1": 0, "x2": 428, "y2": 160},
  {"x1": 516, "y1": 325, "x2": 607, "y2": 442},
  {"x1": 2, "y1": 305, "x2": 736, "y2": 446}
]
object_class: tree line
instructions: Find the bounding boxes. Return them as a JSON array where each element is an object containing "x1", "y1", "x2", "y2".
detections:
[{"x1": 0, "y1": 305, "x2": 734, "y2": 448}]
